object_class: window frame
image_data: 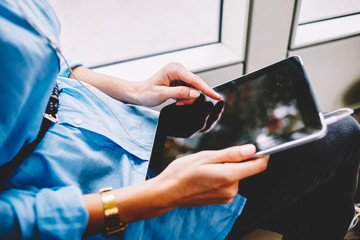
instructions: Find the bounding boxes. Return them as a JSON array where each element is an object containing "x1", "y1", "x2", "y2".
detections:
[{"x1": 289, "y1": 0, "x2": 360, "y2": 49}]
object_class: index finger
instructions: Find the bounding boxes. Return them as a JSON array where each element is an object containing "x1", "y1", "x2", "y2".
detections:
[{"x1": 172, "y1": 65, "x2": 221, "y2": 101}]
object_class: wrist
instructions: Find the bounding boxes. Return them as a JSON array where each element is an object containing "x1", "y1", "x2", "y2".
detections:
[
  {"x1": 83, "y1": 177, "x2": 178, "y2": 237},
  {"x1": 127, "y1": 81, "x2": 144, "y2": 105},
  {"x1": 110, "y1": 79, "x2": 140, "y2": 104},
  {"x1": 113, "y1": 177, "x2": 176, "y2": 223},
  {"x1": 99, "y1": 187, "x2": 127, "y2": 238}
]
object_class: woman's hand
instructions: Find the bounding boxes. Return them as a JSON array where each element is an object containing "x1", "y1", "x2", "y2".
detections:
[
  {"x1": 156, "y1": 144, "x2": 269, "y2": 207},
  {"x1": 133, "y1": 62, "x2": 221, "y2": 107}
]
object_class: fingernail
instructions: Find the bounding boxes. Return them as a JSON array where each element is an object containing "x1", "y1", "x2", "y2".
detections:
[
  {"x1": 240, "y1": 145, "x2": 256, "y2": 156},
  {"x1": 176, "y1": 102, "x2": 185, "y2": 106},
  {"x1": 189, "y1": 89, "x2": 200, "y2": 98},
  {"x1": 215, "y1": 92, "x2": 222, "y2": 99}
]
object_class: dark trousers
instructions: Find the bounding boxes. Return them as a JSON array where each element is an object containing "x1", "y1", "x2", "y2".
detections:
[{"x1": 226, "y1": 116, "x2": 360, "y2": 240}]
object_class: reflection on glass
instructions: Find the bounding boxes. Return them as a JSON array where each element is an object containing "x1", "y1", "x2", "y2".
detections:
[{"x1": 160, "y1": 63, "x2": 306, "y2": 167}]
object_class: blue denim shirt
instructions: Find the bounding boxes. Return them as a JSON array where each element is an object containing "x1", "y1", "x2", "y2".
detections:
[{"x1": 0, "y1": 0, "x2": 246, "y2": 239}]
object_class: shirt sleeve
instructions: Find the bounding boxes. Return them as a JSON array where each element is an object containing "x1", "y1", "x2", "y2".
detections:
[{"x1": 0, "y1": 186, "x2": 88, "y2": 240}]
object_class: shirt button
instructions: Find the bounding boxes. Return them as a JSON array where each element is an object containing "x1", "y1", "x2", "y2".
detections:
[{"x1": 74, "y1": 118, "x2": 83, "y2": 125}]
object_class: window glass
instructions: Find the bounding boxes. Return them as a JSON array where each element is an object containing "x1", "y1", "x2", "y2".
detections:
[
  {"x1": 49, "y1": 0, "x2": 221, "y2": 67},
  {"x1": 299, "y1": 0, "x2": 360, "y2": 24}
]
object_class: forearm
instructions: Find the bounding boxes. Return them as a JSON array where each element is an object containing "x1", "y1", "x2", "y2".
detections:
[
  {"x1": 83, "y1": 176, "x2": 175, "y2": 237},
  {"x1": 69, "y1": 63, "x2": 222, "y2": 107},
  {"x1": 69, "y1": 66, "x2": 142, "y2": 104}
]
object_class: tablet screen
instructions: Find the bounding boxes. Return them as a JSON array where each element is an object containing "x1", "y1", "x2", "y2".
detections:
[{"x1": 148, "y1": 56, "x2": 325, "y2": 177}]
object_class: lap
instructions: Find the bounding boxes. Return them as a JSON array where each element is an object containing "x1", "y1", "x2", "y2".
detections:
[{"x1": 228, "y1": 115, "x2": 360, "y2": 239}]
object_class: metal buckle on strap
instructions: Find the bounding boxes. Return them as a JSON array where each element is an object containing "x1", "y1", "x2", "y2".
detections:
[{"x1": 43, "y1": 113, "x2": 58, "y2": 123}]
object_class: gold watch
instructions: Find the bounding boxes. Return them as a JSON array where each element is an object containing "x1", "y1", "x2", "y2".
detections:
[{"x1": 99, "y1": 187, "x2": 127, "y2": 238}]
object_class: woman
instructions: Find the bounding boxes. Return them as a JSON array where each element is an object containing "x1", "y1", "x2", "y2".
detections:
[
  {"x1": 1, "y1": 1, "x2": 359, "y2": 239},
  {"x1": 0, "y1": 1, "x2": 268, "y2": 239}
]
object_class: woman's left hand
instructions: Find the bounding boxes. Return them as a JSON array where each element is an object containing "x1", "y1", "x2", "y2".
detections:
[{"x1": 134, "y1": 62, "x2": 221, "y2": 107}]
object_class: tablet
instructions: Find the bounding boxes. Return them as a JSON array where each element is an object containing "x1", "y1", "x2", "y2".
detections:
[{"x1": 147, "y1": 56, "x2": 327, "y2": 178}]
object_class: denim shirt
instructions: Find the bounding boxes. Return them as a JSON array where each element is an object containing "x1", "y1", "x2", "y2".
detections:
[{"x1": 0, "y1": 0, "x2": 246, "y2": 239}]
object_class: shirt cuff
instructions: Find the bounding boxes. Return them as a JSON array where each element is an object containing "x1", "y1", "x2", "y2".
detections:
[
  {"x1": 59, "y1": 57, "x2": 83, "y2": 78},
  {"x1": 35, "y1": 186, "x2": 88, "y2": 239},
  {"x1": 1, "y1": 186, "x2": 88, "y2": 240}
]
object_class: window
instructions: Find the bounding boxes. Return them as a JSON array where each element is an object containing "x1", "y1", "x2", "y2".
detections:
[
  {"x1": 50, "y1": 0, "x2": 221, "y2": 67},
  {"x1": 50, "y1": 0, "x2": 249, "y2": 81},
  {"x1": 291, "y1": 0, "x2": 360, "y2": 49},
  {"x1": 298, "y1": 0, "x2": 360, "y2": 24}
]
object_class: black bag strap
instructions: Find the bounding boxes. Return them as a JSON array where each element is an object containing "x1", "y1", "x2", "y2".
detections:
[{"x1": 0, "y1": 84, "x2": 61, "y2": 184}]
